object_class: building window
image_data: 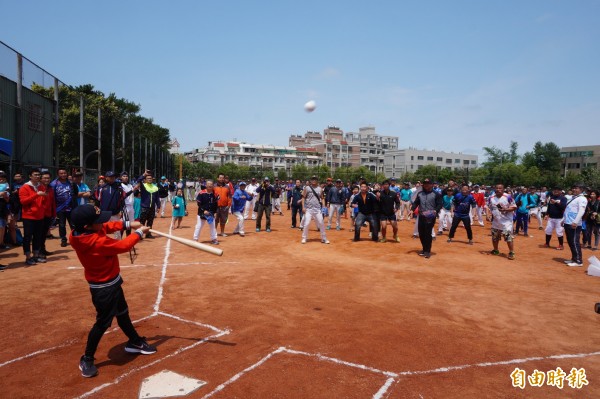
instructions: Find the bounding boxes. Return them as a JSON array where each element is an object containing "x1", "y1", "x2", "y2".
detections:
[
  {"x1": 446, "y1": 159, "x2": 452, "y2": 164},
  {"x1": 417, "y1": 165, "x2": 423, "y2": 169},
  {"x1": 471, "y1": 160, "x2": 476, "y2": 164},
  {"x1": 437, "y1": 157, "x2": 442, "y2": 162},
  {"x1": 427, "y1": 156, "x2": 433, "y2": 161},
  {"x1": 417, "y1": 156, "x2": 424, "y2": 160},
  {"x1": 463, "y1": 160, "x2": 470, "y2": 165},
  {"x1": 411, "y1": 156, "x2": 414, "y2": 160},
  {"x1": 455, "y1": 159, "x2": 460, "y2": 163}
]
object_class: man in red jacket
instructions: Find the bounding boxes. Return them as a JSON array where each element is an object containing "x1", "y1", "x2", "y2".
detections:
[
  {"x1": 18, "y1": 168, "x2": 47, "y2": 265},
  {"x1": 69, "y1": 204, "x2": 156, "y2": 378}
]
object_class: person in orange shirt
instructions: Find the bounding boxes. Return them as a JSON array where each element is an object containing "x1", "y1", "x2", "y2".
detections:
[
  {"x1": 40, "y1": 171, "x2": 57, "y2": 260},
  {"x1": 214, "y1": 174, "x2": 231, "y2": 237},
  {"x1": 18, "y1": 168, "x2": 47, "y2": 265}
]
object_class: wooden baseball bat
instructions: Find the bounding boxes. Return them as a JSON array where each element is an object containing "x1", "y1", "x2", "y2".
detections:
[{"x1": 149, "y1": 229, "x2": 223, "y2": 256}]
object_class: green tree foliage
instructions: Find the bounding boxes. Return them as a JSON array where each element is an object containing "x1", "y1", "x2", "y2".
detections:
[{"x1": 31, "y1": 84, "x2": 171, "y2": 172}]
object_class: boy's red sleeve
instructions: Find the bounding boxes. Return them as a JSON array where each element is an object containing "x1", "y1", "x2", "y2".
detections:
[
  {"x1": 92, "y1": 231, "x2": 141, "y2": 256},
  {"x1": 102, "y1": 221, "x2": 124, "y2": 234}
]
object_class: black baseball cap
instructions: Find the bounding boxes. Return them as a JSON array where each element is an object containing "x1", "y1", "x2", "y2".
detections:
[
  {"x1": 423, "y1": 178, "x2": 432, "y2": 184},
  {"x1": 71, "y1": 204, "x2": 112, "y2": 230},
  {"x1": 105, "y1": 171, "x2": 116, "y2": 177}
]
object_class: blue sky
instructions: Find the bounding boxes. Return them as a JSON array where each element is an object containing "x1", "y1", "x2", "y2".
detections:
[{"x1": 1, "y1": 0, "x2": 598, "y2": 158}]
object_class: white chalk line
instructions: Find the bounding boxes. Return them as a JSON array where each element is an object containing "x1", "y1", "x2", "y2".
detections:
[
  {"x1": 156, "y1": 311, "x2": 228, "y2": 334},
  {"x1": 74, "y1": 329, "x2": 231, "y2": 399},
  {"x1": 152, "y1": 225, "x2": 173, "y2": 314},
  {"x1": 0, "y1": 338, "x2": 78, "y2": 368},
  {"x1": 200, "y1": 347, "x2": 287, "y2": 399},
  {"x1": 281, "y1": 348, "x2": 398, "y2": 377},
  {"x1": 396, "y1": 350, "x2": 600, "y2": 376},
  {"x1": 373, "y1": 377, "x2": 396, "y2": 399}
]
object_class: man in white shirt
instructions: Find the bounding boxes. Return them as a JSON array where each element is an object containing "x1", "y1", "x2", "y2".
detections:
[
  {"x1": 488, "y1": 183, "x2": 517, "y2": 260},
  {"x1": 563, "y1": 183, "x2": 588, "y2": 267},
  {"x1": 244, "y1": 177, "x2": 259, "y2": 220},
  {"x1": 120, "y1": 172, "x2": 135, "y2": 224}
]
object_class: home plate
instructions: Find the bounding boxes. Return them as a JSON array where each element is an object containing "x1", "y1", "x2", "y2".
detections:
[{"x1": 139, "y1": 370, "x2": 206, "y2": 398}]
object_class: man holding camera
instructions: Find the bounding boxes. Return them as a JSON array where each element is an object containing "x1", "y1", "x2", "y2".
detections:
[{"x1": 255, "y1": 177, "x2": 276, "y2": 232}]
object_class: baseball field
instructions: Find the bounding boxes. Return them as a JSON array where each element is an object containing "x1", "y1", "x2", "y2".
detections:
[{"x1": 1, "y1": 212, "x2": 599, "y2": 398}]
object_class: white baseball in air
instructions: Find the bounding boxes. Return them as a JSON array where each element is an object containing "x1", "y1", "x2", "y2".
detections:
[{"x1": 304, "y1": 100, "x2": 316, "y2": 112}]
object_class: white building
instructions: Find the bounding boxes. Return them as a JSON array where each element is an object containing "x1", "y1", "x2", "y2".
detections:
[
  {"x1": 185, "y1": 141, "x2": 322, "y2": 175},
  {"x1": 384, "y1": 148, "x2": 478, "y2": 177},
  {"x1": 344, "y1": 126, "x2": 399, "y2": 174}
]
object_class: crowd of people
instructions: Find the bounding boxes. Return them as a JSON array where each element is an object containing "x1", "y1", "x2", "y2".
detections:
[
  {"x1": 0, "y1": 169, "x2": 597, "y2": 269},
  {"x1": 1, "y1": 167, "x2": 597, "y2": 378}
]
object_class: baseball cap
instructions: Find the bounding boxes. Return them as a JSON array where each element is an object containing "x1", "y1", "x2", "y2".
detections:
[
  {"x1": 71, "y1": 204, "x2": 112, "y2": 230},
  {"x1": 335, "y1": 179, "x2": 342, "y2": 183},
  {"x1": 120, "y1": 171, "x2": 129, "y2": 176},
  {"x1": 263, "y1": 177, "x2": 270, "y2": 181},
  {"x1": 161, "y1": 176, "x2": 166, "y2": 180},
  {"x1": 310, "y1": 175, "x2": 318, "y2": 180},
  {"x1": 239, "y1": 181, "x2": 247, "y2": 186},
  {"x1": 422, "y1": 178, "x2": 432, "y2": 184},
  {"x1": 73, "y1": 171, "x2": 83, "y2": 177},
  {"x1": 105, "y1": 171, "x2": 116, "y2": 177}
]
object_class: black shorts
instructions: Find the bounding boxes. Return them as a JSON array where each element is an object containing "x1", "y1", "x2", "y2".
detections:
[{"x1": 379, "y1": 214, "x2": 397, "y2": 222}]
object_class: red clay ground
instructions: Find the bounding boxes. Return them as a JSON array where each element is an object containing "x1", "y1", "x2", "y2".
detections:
[{"x1": 1, "y1": 207, "x2": 600, "y2": 398}]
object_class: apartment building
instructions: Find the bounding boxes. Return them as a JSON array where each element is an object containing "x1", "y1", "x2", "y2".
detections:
[
  {"x1": 560, "y1": 145, "x2": 600, "y2": 175},
  {"x1": 384, "y1": 148, "x2": 478, "y2": 177},
  {"x1": 185, "y1": 141, "x2": 322, "y2": 175},
  {"x1": 344, "y1": 126, "x2": 399, "y2": 174}
]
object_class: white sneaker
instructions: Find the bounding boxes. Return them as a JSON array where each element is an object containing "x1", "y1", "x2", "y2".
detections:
[
  {"x1": 322, "y1": 239, "x2": 330, "y2": 244},
  {"x1": 567, "y1": 262, "x2": 582, "y2": 267},
  {"x1": 564, "y1": 259, "x2": 574, "y2": 264},
  {"x1": 301, "y1": 239, "x2": 306, "y2": 244}
]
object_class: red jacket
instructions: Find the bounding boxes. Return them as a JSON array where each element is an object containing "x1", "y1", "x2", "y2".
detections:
[
  {"x1": 44, "y1": 185, "x2": 56, "y2": 218},
  {"x1": 69, "y1": 221, "x2": 141, "y2": 283},
  {"x1": 19, "y1": 182, "x2": 47, "y2": 220},
  {"x1": 471, "y1": 191, "x2": 486, "y2": 207}
]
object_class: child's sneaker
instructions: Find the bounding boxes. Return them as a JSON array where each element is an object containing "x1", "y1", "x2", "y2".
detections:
[
  {"x1": 508, "y1": 252, "x2": 515, "y2": 260},
  {"x1": 125, "y1": 337, "x2": 157, "y2": 355},
  {"x1": 79, "y1": 355, "x2": 98, "y2": 378}
]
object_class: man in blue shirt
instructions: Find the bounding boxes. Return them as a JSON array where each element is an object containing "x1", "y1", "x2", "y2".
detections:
[
  {"x1": 231, "y1": 182, "x2": 252, "y2": 237},
  {"x1": 50, "y1": 168, "x2": 75, "y2": 247},
  {"x1": 399, "y1": 182, "x2": 413, "y2": 221},
  {"x1": 514, "y1": 187, "x2": 532, "y2": 236},
  {"x1": 447, "y1": 184, "x2": 476, "y2": 245}
]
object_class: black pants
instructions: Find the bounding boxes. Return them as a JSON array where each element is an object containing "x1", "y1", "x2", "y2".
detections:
[
  {"x1": 85, "y1": 276, "x2": 140, "y2": 357},
  {"x1": 22, "y1": 218, "x2": 44, "y2": 256},
  {"x1": 256, "y1": 203, "x2": 271, "y2": 230},
  {"x1": 57, "y1": 210, "x2": 73, "y2": 242},
  {"x1": 418, "y1": 216, "x2": 436, "y2": 253},
  {"x1": 291, "y1": 205, "x2": 303, "y2": 228},
  {"x1": 41, "y1": 217, "x2": 52, "y2": 252},
  {"x1": 354, "y1": 212, "x2": 379, "y2": 241},
  {"x1": 139, "y1": 207, "x2": 156, "y2": 229},
  {"x1": 448, "y1": 215, "x2": 473, "y2": 240},
  {"x1": 565, "y1": 225, "x2": 583, "y2": 264}
]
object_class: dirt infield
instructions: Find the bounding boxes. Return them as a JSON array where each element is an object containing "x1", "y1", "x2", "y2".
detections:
[{"x1": 1, "y1": 209, "x2": 600, "y2": 398}]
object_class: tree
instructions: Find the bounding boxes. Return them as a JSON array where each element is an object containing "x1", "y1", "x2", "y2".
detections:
[
  {"x1": 482, "y1": 141, "x2": 519, "y2": 169},
  {"x1": 291, "y1": 164, "x2": 310, "y2": 181},
  {"x1": 276, "y1": 169, "x2": 288, "y2": 182},
  {"x1": 522, "y1": 141, "x2": 562, "y2": 175},
  {"x1": 414, "y1": 165, "x2": 438, "y2": 180}
]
